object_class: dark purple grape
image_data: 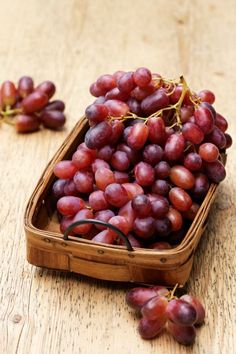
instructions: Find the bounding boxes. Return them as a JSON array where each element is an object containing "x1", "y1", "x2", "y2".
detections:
[
  {"x1": 132, "y1": 195, "x2": 152, "y2": 217},
  {"x1": 155, "y1": 217, "x2": 172, "y2": 236},
  {"x1": 154, "y1": 161, "x2": 171, "y2": 179},
  {"x1": 151, "y1": 196, "x2": 169, "y2": 218},
  {"x1": 152, "y1": 179, "x2": 170, "y2": 196},
  {"x1": 41, "y1": 110, "x2": 66, "y2": 129},
  {"x1": 143, "y1": 144, "x2": 163, "y2": 166},
  {"x1": 141, "y1": 89, "x2": 169, "y2": 115},
  {"x1": 44, "y1": 100, "x2": 65, "y2": 112},
  {"x1": 204, "y1": 160, "x2": 226, "y2": 183},
  {"x1": 52, "y1": 179, "x2": 66, "y2": 198},
  {"x1": 206, "y1": 126, "x2": 226, "y2": 149},
  {"x1": 85, "y1": 121, "x2": 112, "y2": 149},
  {"x1": 191, "y1": 173, "x2": 210, "y2": 199},
  {"x1": 133, "y1": 217, "x2": 155, "y2": 239},
  {"x1": 117, "y1": 71, "x2": 135, "y2": 93}
]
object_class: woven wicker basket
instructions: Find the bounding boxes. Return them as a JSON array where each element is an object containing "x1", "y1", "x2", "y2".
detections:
[{"x1": 24, "y1": 117, "x2": 222, "y2": 286}]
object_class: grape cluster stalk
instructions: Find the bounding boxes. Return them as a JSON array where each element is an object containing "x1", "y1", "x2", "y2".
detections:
[
  {"x1": 0, "y1": 77, "x2": 66, "y2": 133},
  {"x1": 52, "y1": 67, "x2": 232, "y2": 249},
  {"x1": 126, "y1": 284, "x2": 205, "y2": 346}
]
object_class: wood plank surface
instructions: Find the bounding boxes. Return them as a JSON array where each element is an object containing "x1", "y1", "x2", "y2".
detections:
[{"x1": 0, "y1": 0, "x2": 235, "y2": 353}]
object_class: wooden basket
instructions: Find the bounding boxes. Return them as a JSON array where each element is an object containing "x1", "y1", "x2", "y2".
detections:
[{"x1": 24, "y1": 117, "x2": 222, "y2": 286}]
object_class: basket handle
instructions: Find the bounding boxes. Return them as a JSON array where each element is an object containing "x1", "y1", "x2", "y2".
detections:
[{"x1": 63, "y1": 218, "x2": 134, "y2": 252}]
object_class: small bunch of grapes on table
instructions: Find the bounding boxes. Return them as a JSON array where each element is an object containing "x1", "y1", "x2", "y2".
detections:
[
  {"x1": 0, "y1": 77, "x2": 66, "y2": 133},
  {"x1": 126, "y1": 284, "x2": 205, "y2": 346}
]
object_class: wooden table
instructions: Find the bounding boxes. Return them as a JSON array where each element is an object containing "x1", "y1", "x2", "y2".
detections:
[{"x1": 0, "y1": 0, "x2": 235, "y2": 353}]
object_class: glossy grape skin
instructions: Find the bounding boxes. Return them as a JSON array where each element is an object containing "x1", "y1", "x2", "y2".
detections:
[
  {"x1": 167, "y1": 321, "x2": 196, "y2": 346},
  {"x1": 151, "y1": 179, "x2": 170, "y2": 196},
  {"x1": 184, "y1": 153, "x2": 202, "y2": 171},
  {"x1": 113, "y1": 70, "x2": 125, "y2": 83},
  {"x1": 141, "y1": 295, "x2": 168, "y2": 320},
  {"x1": 54, "y1": 160, "x2": 78, "y2": 179},
  {"x1": 182, "y1": 202, "x2": 200, "y2": 220},
  {"x1": 117, "y1": 71, "x2": 135, "y2": 93},
  {"x1": 64, "y1": 180, "x2": 78, "y2": 196},
  {"x1": 73, "y1": 171, "x2": 94, "y2": 193},
  {"x1": 138, "y1": 317, "x2": 166, "y2": 339},
  {"x1": 105, "y1": 87, "x2": 129, "y2": 101},
  {"x1": 125, "y1": 287, "x2": 159, "y2": 310},
  {"x1": 118, "y1": 201, "x2": 136, "y2": 231},
  {"x1": 108, "y1": 215, "x2": 129, "y2": 236},
  {"x1": 134, "y1": 162, "x2": 155, "y2": 186},
  {"x1": 114, "y1": 171, "x2": 129, "y2": 184},
  {"x1": 151, "y1": 196, "x2": 169, "y2": 218},
  {"x1": 204, "y1": 160, "x2": 226, "y2": 183},
  {"x1": 180, "y1": 294, "x2": 205, "y2": 325},
  {"x1": 122, "y1": 183, "x2": 144, "y2": 199},
  {"x1": 85, "y1": 104, "x2": 109, "y2": 124},
  {"x1": 147, "y1": 116, "x2": 167, "y2": 145},
  {"x1": 215, "y1": 113, "x2": 228, "y2": 132},
  {"x1": 194, "y1": 105, "x2": 214, "y2": 134},
  {"x1": 127, "y1": 123, "x2": 149, "y2": 150},
  {"x1": 131, "y1": 85, "x2": 155, "y2": 101},
  {"x1": 57, "y1": 196, "x2": 85, "y2": 216},
  {"x1": 170, "y1": 166, "x2": 195, "y2": 190},
  {"x1": 191, "y1": 173, "x2": 210, "y2": 199},
  {"x1": 154, "y1": 161, "x2": 171, "y2": 179},
  {"x1": 96, "y1": 74, "x2": 116, "y2": 93},
  {"x1": 170, "y1": 85, "x2": 191, "y2": 105},
  {"x1": 92, "y1": 159, "x2": 110, "y2": 173},
  {"x1": 91, "y1": 230, "x2": 115, "y2": 245},
  {"x1": 72, "y1": 149, "x2": 94, "y2": 170},
  {"x1": 133, "y1": 217, "x2": 155, "y2": 239},
  {"x1": 94, "y1": 210, "x2": 115, "y2": 230},
  {"x1": 166, "y1": 299, "x2": 197, "y2": 325},
  {"x1": 155, "y1": 217, "x2": 172, "y2": 236},
  {"x1": 77, "y1": 142, "x2": 97, "y2": 158},
  {"x1": 36, "y1": 81, "x2": 56, "y2": 99},
  {"x1": 141, "y1": 88, "x2": 169, "y2": 115},
  {"x1": 1, "y1": 81, "x2": 17, "y2": 106},
  {"x1": 126, "y1": 97, "x2": 143, "y2": 115},
  {"x1": 41, "y1": 110, "x2": 66, "y2": 129},
  {"x1": 18, "y1": 76, "x2": 34, "y2": 98},
  {"x1": 44, "y1": 100, "x2": 65, "y2": 112},
  {"x1": 169, "y1": 187, "x2": 192, "y2": 212},
  {"x1": 117, "y1": 143, "x2": 141, "y2": 164},
  {"x1": 104, "y1": 183, "x2": 129, "y2": 207},
  {"x1": 52, "y1": 179, "x2": 66, "y2": 199},
  {"x1": 206, "y1": 126, "x2": 226, "y2": 149},
  {"x1": 95, "y1": 167, "x2": 115, "y2": 190},
  {"x1": 225, "y1": 133, "x2": 232, "y2": 149},
  {"x1": 164, "y1": 133, "x2": 185, "y2": 161},
  {"x1": 15, "y1": 114, "x2": 40, "y2": 133},
  {"x1": 72, "y1": 208, "x2": 94, "y2": 235},
  {"x1": 109, "y1": 119, "x2": 125, "y2": 145},
  {"x1": 134, "y1": 67, "x2": 152, "y2": 88},
  {"x1": 180, "y1": 105, "x2": 194, "y2": 123},
  {"x1": 85, "y1": 121, "x2": 112, "y2": 149},
  {"x1": 143, "y1": 144, "x2": 163, "y2": 166},
  {"x1": 97, "y1": 145, "x2": 114, "y2": 161},
  {"x1": 198, "y1": 89, "x2": 215, "y2": 104},
  {"x1": 150, "y1": 241, "x2": 172, "y2": 250},
  {"x1": 89, "y1": 82, "x2": 104, "y2": 97},
  {"x1": 199, "y1": 143, "x2": 219, "y2": 162},
  {"x1": 22, "y1": 91, "x2": 48, "y2": 113},
  {"x1": 166, "y1": 207, "x2": 183, "y2": 231},
  {"x1": 89, "y1": 190, "x2": 109, "y2": 211},
  {"x1": 132, "y1": 195, "x2": 152, "y2": 217},
  {"x1": 111, "y1": 151, "x2": 130, "y2": 171},
  {"x1": 182, "y1": 122, "x2": 204, "y2": 144}
]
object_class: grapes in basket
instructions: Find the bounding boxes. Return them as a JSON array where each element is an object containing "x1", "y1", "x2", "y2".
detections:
[
  {"x1": 52, "y1": 67, "x2": 232, "y2": 248},
  {"x1": 0, "y1": 77, "x2": 66, "y2": 133}
]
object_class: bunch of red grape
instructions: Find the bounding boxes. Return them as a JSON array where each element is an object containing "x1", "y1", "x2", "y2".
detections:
[
  {"x1": 0, "y1": 77, "x2": 66, "y2": 133},
  {"x1": 52, "y1": 68, "x2": 232, "y2": 248},
  {"x1": 126, "y1": 285, "x2": 205, "y2": 345}
]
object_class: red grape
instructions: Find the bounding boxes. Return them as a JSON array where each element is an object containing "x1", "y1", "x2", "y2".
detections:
[
  {"x1": 132, "y1": 195, "x2": 152, "y2": 217},
  {"x1": 114, "y1": 171, "x2": 129, "y2": 184},
  {"x1": 85, "y1": 121, "x2": 112, "y2": 149},
  {"x1": 154, "y1": 161, "x2": 171, "y2": 179},
  {"x1": 22, "y1": 91, "x2": 48, "y2": 113},
  {"x1": 72, "y1": 208, "x2": 94, "y2": 235},
  {"x1": 215, "y1": 113, "x2": 228, "y2": 132},
  {"x1": 138, "y1": 317, "x2": 166, "y2": 339},
  {"x1": 182, "y1": 202, "x2": 200, "y2": 220},
  {"x1": 97, "y1": 145, "x2": 114, "y2": 161},
  {"x1": 225, "y1": 133, "x2": 232, "y2": 149},
  {"x1": 155, "y1": 217, "x2": 172, "y2": 236},
  {"x1": 111, "y1": 151, "x2": 130, "y2": 171},
  {"x1": 141, "y1": 88, "x2": 169, "y2": 115},
  {"x1": 191, "y1": 173, "x2": 210, "y2": 199},
  {"x1": 166, "y1": 207, "x2": 183, "y2": 231},
  {"x1": 104, "y1": 183, "x2": 129, "y2": 207},
  {"x1": 143, "y1": 144, "x2": 163, "y2": 166},
  {"x1": 94, "y1": 210, "x2": 115, "y2": 230},
  {"x1": 1, "y1": 81, "x2": 17, "y2": 106},
  {"x1": 92, "y1": 159, "x2": 110, "y2": 173},
  {"x1": 41, "y1": 110, "x2": 65, "y2": 129},
  {"x1": 96, "y1": 74, "x2": 116, "y2": 93},
  {"x1": 134, "y1": 162, "x2": 155, "y2": 186},
  {"x1": 167, "y1": 321, "x2": 196, "y2": 346},
  {"x1": 57, "y1": 196, "x2": 85, "y2": 216},
  {"x1": 118, "y1": 201, "x2": 136, "y2": 231},
  {"x1": 184, "y1": 153, "x2": 202, "y2": 171},
  {"x1": 85, "y1": 104, "x2": 109, "y2": 124},
  {"x1": 72, "y1": 148, "x2": 95, "y2": 170},
  {"x1": 105, "y1": 99, "x2": 129, "y2": 117},
  {"x1": 166, "y1": 299, "x2": 197, "y2": 325},
  {"x1": 44, "y1": 100, "x2": 65, "y2": 112},
  {"x1": 64, "y1": 180, "x2": 78, "y2": 196},
  {"x1": 52, "y1": 179, "x2": 66, "y2": 199},
  {"x1": 206, "y1": 126, "x2": 226, "y2": 149},
  {"x1": 15, "y1": 114, "x2": 40, "y2": 133},
  {"x1": 105, "y1": 87, "x2": 129, "y2": 101},
  {"x1": 169, "y1": 187, "x2": 192, "y2": 211},
  {"x1": 126, "y1": 97, "x2": 143, "y2": 115},
  {"x1": 126, "y1": 287, "x2": 159, "y2": 310},
  {"x1": 180, "y1": 294, "x2": 205, "y2": 325},
  {"x1": 127, "y1": 123, "x2": 149, "y2": 150},
  {"x1": 54, "y1": 160, "x2": 78, "y2": 179},
  {"x1": 170, "y1": 166, "x2": 195, "y2": 190},
  {"x1": 204, "y1": 160, "x2": 226, "y2": 183},
  {"x1": 122, "y1": 183, "x2": 144, "y2": 199},
  {"x1": 89, "y1": 190, "x2": 109, "y2": 211},
  {"x1": 199, "y1": 143, "x2": 219, "y2": 162},
  {"x1": 133, "y1": 216, "x2": 155, "y2": 239},
  {"x1": 91, "y1": 230, "x2": 115, "y2": 245},
  {"x1": 194, "y1": 105, "x2": 214, "y2": 134},
  {"x1": 95, "y1": 167, "x2": 115, "y2": 190},
  {"x1": 198, "y1": 89, "x2": 215, "y2": 104},
  {"x1": 147, "y1": 116, "x2": 167, "y2": 145},
  {"x1": 182, "y1": 122, "x2": 204, "y2": 144},
  {"x1": 152, "y1": 179, "x2": 170, "y2": 196},
  {"x1": 73, "y1": 170, "x2": 94, "y2": 193},
  {"x1": 134, "y1": 67, "x2": 152, "y2": 88},
  {"x1": 141, "y1": 295, "x2": 168, "y2": 320},
  {"x1": 151, "y1": 196, "x2": 169, "y2": 218},
  {"x1": 117, "y1": 71, "x2": 135, "y2": 93},
  {"x1": 108, "y1": 215, "x2": 129, "y2": 236},
  {"x1": 36, "y1": 81, "x2": 55, "y2": 99},
  {"x1": 18, "y1": 76, "x2": 34, "y2": 98}
]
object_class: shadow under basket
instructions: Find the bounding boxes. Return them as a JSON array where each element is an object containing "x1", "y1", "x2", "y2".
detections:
[{"x1": 24, "y1": 117, "x2": 224, "y2": 286}]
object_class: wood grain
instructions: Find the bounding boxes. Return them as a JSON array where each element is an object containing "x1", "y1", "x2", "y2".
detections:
[{"x1": 0, "y1": 0, "x2": 235, "y2": 353}]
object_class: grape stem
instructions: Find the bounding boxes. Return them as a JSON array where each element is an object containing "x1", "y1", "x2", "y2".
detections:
[{"x1": 167, "y1": 283, "x2": 179, "y2": 301}]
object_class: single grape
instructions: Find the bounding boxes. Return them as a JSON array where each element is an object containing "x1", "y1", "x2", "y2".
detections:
[
  {"x1": 182, "y1": 202, "x2": 200, "y2": 220},
  {"x1": 77, "y1": 142, "x2": 97, "y2": 158},
  {"x1": 95, "y1": 167, "x2": 115, "y2": 191},
  {"x1": 105, "y1": 87, "x2": 129, "y2": 101},
  {"x1": 111, "y1": 151, "x2": 130, "y2": 171},
  {"x1": 85, "y1": 121, "x2": 112, "y2": 149},
  {"x1": 147, "y1": 116, "x2": 167, "y2": 145},
  {"x1": 170, "y1": 166, "x2": 195, "y2": 190},
  {"x1": 126, "y1": 97, "x2": 143, "y2": 115},
  {"x1": 155, "y1": 217, "x2": 172, "y2": 236},
  {"x1": 191, "y1": 173, "x2": 210, "y2": 199},
  {"x1": 167, "y1": 321, "x2": 196, "y2": 346},
  {"x1": 125, "y1": 287, "x2": 159, "y2": 310},
  {"x1": 64, "y1": 179, "x2": 78, "y2": 196},
  {"x1": 118, "y1": 201, "x2": 136, "y2": 231},
  {"x1": 92, "y1": 159, "x2": 110, "y2": 173},
  {"x1": 94, "y1": 210, "x2": 115, "y2": 230},
  {"x1": 138, "y1": 317, "x2": 166, "y2": 339},
  {"x1": 44, "y1": 100, "x2": 65, "y2": 112},
  {"x1": 52, "y1": 179, "x2": 67, "y2": 199},
  {"x1": 117, "y1": 71, "x2": 135, "y2": 93},
  {"x1": 105, "y1": 99, "x2": 129, "y2": 117},
  {"x1": 201, "y1": 102, "x2": 216, "y2": 119},
  {"x1": 57, "y1": 196, "x2": 85, "y2": 216},
  {"x1": 134, "y1": 67, "x2": 152, "y2": 88},
  {"x1": 132, "y1": 195, "x2": 152, "y2": 217},
  {"x1": 131, "y1": 85, "x2": 155, "y2": 101},
  {"x1": 206, "y1": 126, "x2": 226, "y2": 149},
  {"x1": 166, "y1": 299, "x2": 197, "y2": 325},
  {"x1": 91, "y1": 230, "x2": 115, "y2": 245},
  {"x1": 141, "y1": 295, "x2": 168, "y2": 320},
  {"x1": 109, "y1": 119, "x2": 125, "y2": 145},
  {"x1": 154, "y1": 161, "x2": 171, "y2": 179},
  {"x1": 96, "y1": 74, "x2": 116, "y2": 93},
  {"x1": 204, "y1": 160, "x2": 226, "y2": 183},
  {"x1": 215, "y1": 113, "x2": 228, "y2": 132},
  {"x1": 89, "y1": 190, "x2": 109, "y2": 211},
  {"x1": 169, "y1": 187, "x2": 192, "y2": 212},
  {"x1": 113, "y1": 70, "x2": 125, "y2": 83},
  {"x1": 15, "y1": 114, "x2": 40, "y2": 133},
  {"x1": 134, "y1": 162, "x2": 155, "y2": 186},
  {"x1": 198, "y1": 89, "x2": 215, "y2": 104},
  {"x1": 117, "y1": 143, "x2": 141, "y2": 164},
  {"x1": 104, "y1": 183, "x2": 129, "y2": 207},
  {"x1": 194, "y1": 105, "x2": 214, "y2": 134},
  {"x1": 73, "y1": 170, "x2": 94, "y2": 193},
  {"x1": 72, "y1": 148, "x2": 95, "y2": 170},
  {"x1": 184, "y1": 153, "x2": 202, "y2": 171},
  {"x1": 36, "y1": 80, "x2": 56, "y2": 99},
  {"x1": 122, "y1": 183, "x2": 144, "y2": 200},
  {"x1": 108, "y1": 215, "x2": 129, "y2": 236},
  {"x1": 54, "y1": 160, "x2": 78, "y2": 179},
  {"x1": 180, "y1": 294, "x2": 205, "y2": 325},
  {"x1": 151, "y1": 196, "x2": 169, "y2": 218},
  {"x1": 170, "y1": 85, "x2": 191, "y2": 104},
  {"x1": 199, "y1": 143, "x2": 219, "y2": 162},
  {"x1": 133, "y1": 217, "x2": 155, "y2": 239},
  {"x1": 22, "y1": 91, "x2": 48, "y2": 113},
  {"x1": 164, "y1": 133, "x2": 185, "y2": 161},
  {"x1": 41, "y1": 110, "x2": 66, "y2": 129},
  {"x1": 85, "y1": 104, "x2": 109, "y2": 124},
  {"x1": 1, "y1": 81, "x2": 17, "y2": 106},
  {"x1": 127, "y1": 123, "x2": 149, "y2": 150},
  {"x1": 143, "y1": 144, "x2": 163, "y2": 166},
  {"x1": 114, "y1": 171, "x2": 129, "y2": 184},
  {"x1": 182, "y1": 122, "x2": 204, "y2": 144},
  {"x1": 141, "y1": 88, "x2": 169, "y2": 115},
  {"x1": 151, "y1": 179, "x2": 170, "y2": 196},
  {"x1": 97, "y1": 145, "x2": 114, "y2": 161},
  {"x1": 166, "y1": 207, "x2": 183, "y2": 231},
  {"x1": 180, "y1": 105, "x2": 194, "y2": 123},
  {"x1": 89, "y1": 82, "x2": 104, "y2": 97},
  {"x1": 72, "y1": 208, "x2": 94, "y2": 235},
  {"x1": 18, "y1": 76, "x2": 34, "y2": 98},
  {"x1": 225, "y1": 133, "x2": 232, "y2": 149}
]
